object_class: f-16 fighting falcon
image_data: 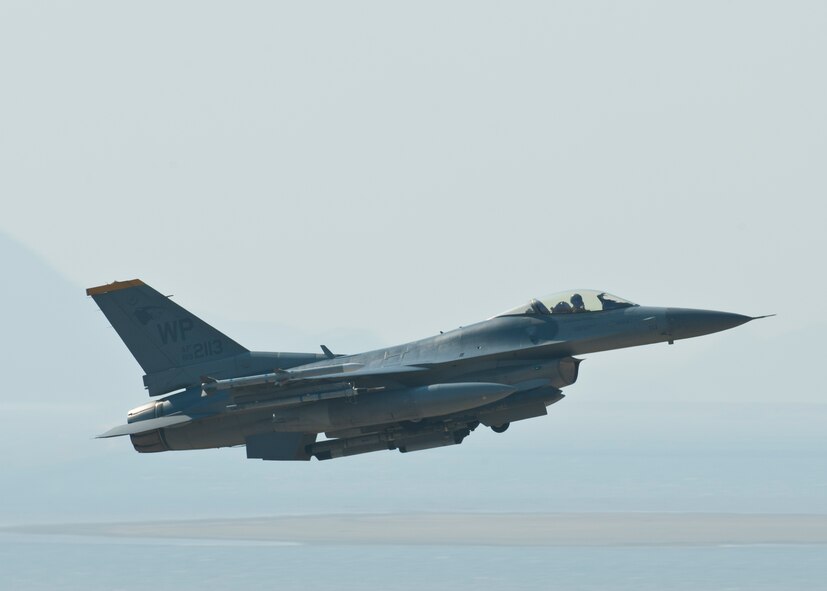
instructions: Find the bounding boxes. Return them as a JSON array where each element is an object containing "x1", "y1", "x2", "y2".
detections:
[{"x1": 87, "y1": 280, "x2": 767, "y2": 461}]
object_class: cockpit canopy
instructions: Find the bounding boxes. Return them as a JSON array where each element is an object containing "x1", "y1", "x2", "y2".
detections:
[{"x1": 497, "y1": 289, "x2": 637, "y2": 317}]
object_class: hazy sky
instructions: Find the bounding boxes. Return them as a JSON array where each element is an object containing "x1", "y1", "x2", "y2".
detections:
[
  {"x1": 3, "y1": 2, "x2": 825, "y2": 335},
  {"x1": 1, "y1": 2, "x2": 825, "y2": 523}
]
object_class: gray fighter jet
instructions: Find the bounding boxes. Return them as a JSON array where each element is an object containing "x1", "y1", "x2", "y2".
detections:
[{"x1": 88, "y1": 280, "x2": 766, "y2": 461}]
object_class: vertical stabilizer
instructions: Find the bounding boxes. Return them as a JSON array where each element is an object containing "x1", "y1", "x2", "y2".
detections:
[{"x1": 86, "y1": 280, "x2": 247, "y2": 374}]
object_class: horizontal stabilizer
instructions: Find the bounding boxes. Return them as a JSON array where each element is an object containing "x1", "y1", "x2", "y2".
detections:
[{"x1": 97, "y1": 415, "x2": 195, "y2": 438}]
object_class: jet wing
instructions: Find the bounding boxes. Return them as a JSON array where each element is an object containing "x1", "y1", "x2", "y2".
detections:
[
  {"x1": 204, "y1": 363, "x2": 429, "y2": 395},
  {"x1": 97, "y1": 415, "x2": 195, "y2": 438},
  {"x1": 412, "y1": 340, "x2": 571, "y2": 369},
  {"x1": 204, "y1": 339, "x2": 572, "y2": 398},
  {"x1": 295, "y1": 364, "x2": 429, "y2": 381}
]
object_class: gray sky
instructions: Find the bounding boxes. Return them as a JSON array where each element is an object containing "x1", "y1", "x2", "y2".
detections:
[
  {"x1": 2, "y1": 2, "x2": 824, "y2": 336},
  {"x1": 1, "y1": 2, "x2": 825, "y2": 522}
]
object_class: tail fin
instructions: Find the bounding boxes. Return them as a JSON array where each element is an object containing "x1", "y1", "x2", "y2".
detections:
[{"x1": 86, "y1": 279, "x2": 248, "y2": 374}]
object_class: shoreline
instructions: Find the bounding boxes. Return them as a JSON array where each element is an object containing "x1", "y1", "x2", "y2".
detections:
[{"x1": 5, "y1": 512, "x2": 827, "y2": 547}]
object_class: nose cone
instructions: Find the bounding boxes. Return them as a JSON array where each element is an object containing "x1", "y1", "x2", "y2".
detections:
[{"x1": 666, "y1": 308, "x2": 753, "y2": 340}]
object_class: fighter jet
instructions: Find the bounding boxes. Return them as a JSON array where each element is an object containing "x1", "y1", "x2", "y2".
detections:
[{"x1": 87, "y1": 280, "x2": 766, "y2": 461}]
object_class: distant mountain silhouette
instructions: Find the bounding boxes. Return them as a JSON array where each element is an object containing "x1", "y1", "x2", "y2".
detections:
[{"x1": 0, "y1": 233, "x2": 139, "y2": 395}]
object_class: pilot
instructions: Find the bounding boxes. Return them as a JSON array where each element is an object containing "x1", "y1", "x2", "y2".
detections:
[
  {"x1": 570, "y1": 293, "x2": 586, "y2": 313},
  {"x1": 553, "y1": 300, "x2": 572, "y2": 314}
]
